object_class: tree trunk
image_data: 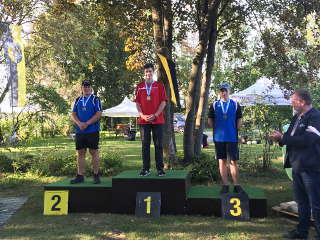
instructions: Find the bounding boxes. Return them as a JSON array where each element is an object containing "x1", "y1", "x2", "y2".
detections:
[
  {"x1": 151, "y1": 0, "x2": 176, "y2": 168},
  {"x1": 194, "y1": 8, "x2": 218, "y2": 155},
  {"x1": 0, "y1": 80, "x2": 11, "y2": 104},
  {"x1": 0, "y1": 24, "x2": 12, "y2": 105},
  {"x1": 183, "y1": 0, "x2": 221, "y2": 162}
]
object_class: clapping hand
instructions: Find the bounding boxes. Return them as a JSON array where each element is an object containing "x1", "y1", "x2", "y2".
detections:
[{"x1": 268, "y1": 130, "x2": 283, "y2": 142}]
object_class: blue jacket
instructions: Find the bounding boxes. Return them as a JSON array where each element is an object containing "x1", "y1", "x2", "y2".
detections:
[
  {"x1": 208, "y1": 99, "x2": 242, "y2": 142},
  {"x1": 72, "y1": 94, "x2": 102, "y2": 134}
]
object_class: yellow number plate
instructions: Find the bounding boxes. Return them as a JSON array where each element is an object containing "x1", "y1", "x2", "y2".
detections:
[{"x1": 43, "y1": 191, "x2": 69, "y2": 215}]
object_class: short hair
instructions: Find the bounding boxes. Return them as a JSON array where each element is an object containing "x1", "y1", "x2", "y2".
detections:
[
  {"x1": 143, "y1": 63, "x2": 154, "y2": 70},
  {"x1": 293, "y1": 89, "x2": 312, "y2": 105}
]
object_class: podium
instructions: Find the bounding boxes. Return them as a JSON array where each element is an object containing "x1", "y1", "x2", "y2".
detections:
[
  {"x1": 44, "y1": 170, "x2": 267, "y2": 217},
  {"x1": 44, "y1": 178, "x2": 112, "y2": 213},
  {"x1": 112, "y1": 170, "x2": 190, "y2": 214},
  {"x1": 186, "y1": 185, "x2": 267, "y2": 217}
]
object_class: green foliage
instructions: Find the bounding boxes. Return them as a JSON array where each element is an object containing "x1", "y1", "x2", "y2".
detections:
[
  {"x1": 29, "y1": 84, "x2": 69, "y2": 114},
  {"x1": 238, "y1": 145, "x2": 279, "y2": 173},
  {"x1": 0, "y1": 148, "x2": 124, "y2": 177},
  {"x1": 175, "y1": 152, "x2": 219, "y2": 183},
  {"x1": 310, "y1": 82, "x2": 320, "y2": 110},
  {"x1": 30, "y1": 152, "x2": 78, "y2": 176},
  {"x1": 0, "y1": 154, "x2": 13, "y2": 172},
  {"x1": 0, "y1": 113, "x2": 72, "y2": 141},
  {"x1": 176, "y1": 55, "x2": 192, "y2": 99},
  {"x1": 12, "y1": 153, "x2": 34, "y2": 173},
  {"x1": 0, "y1": 151, "x2": 77, "y2": 176},
  {"x1": 249, "y1": 0, "x2": 320, "y2": 88},
  {"x1": 240, "y1": 105, "x2": 291, "y2": 169},
  {"x1": 100, "y1": 151, "x2": 124, "y2": 176},
  {"x1": 27, "y1": 1, "x2": 141, "y2": 109}
]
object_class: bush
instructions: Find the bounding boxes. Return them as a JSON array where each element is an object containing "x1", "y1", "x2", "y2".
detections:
[
  {"x1": 12, "y1": 154, "x2": 34, "y2": 173},
  {"x1": 32, "y1": 152, "x2": 77, "y2": 176},
  {"x1": 238, "y1": 146, "x2": 279, "y2": 173},
  {"x1": 1, "y1": 149, "x2": 124, "y2": 177},
  {"x1": 0, "y1": 154, "x2": 14, "y2": 172},
  {"x1": 175, "y1": 152, "x2": 219, "y2": 183},
  {"x1": 100, "y1": 151, "x2": 124, "y2": 176},
  {"x1": 11, "y1": 151, "x2": 78, "y2": 176}
]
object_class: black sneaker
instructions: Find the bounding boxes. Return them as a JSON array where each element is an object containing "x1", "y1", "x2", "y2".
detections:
[
  {"x1": 157, "y1": 169, "x2": 166, "y2": 176},
  {"x1": 70, "y1": 174, "x2": 84, "y2": 184},
  {"x1": 139, "y1": 169, "x2": 150, "y2": 176},
  {"x1": 283, "y1": 229, "x2": 308, "y2": 239},
  {"x1": 234, "y1": 185, "x2": 246, "y2": 194},
  {"x1": 220, "y1": 185, "x2": 229, "y2": 194},
  {"x1": 93, "y1": 174, "x2": 101, "y2": 184}
]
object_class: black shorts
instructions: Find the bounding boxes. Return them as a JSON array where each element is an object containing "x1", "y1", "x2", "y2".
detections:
[
  {"x1": 75, "y1": 131, "x2": 99, "y2": 150},
  {"x1": 214, "y1": 142, "x2": 239, "y2": 161}
]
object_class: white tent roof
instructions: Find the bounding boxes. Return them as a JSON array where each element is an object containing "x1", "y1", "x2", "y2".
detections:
[
  {"x1": 231, "y1": 77, "x2": 291, "y2": 106},
  {"x1": 102, "y1": 97, "x2": 139, "y2": 117}
]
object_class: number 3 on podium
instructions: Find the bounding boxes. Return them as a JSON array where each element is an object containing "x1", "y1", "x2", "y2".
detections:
[
  {"x1": 43, "y1": 191, "x2": 69, "y2": 215},
  {"x1": 230, "y1": 198, "x2": 242, "y2": 216},
  {"x1": 221, "y1": 193, "x2": 250, "y2": 221}
]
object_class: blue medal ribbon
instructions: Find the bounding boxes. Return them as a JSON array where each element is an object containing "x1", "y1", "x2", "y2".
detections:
[
  {"x1": 145, "y1": 81, "x2": 153, "y2": 98},
  {"x1": 220, "y1": 99, "x2": 230, "y2": 119},
  {"x1": 81, "y1": 94, "x2": 92, "y2": 111}
]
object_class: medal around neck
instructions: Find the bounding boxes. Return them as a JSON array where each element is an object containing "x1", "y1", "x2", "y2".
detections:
[
  {"x1": 145, "y1": 81, "x2": 153, "y2": 101},
  {"x1": 221, "y1": 100, "x2": 230, "y2": 120},
  {"x1": 81, "y1": 94, "x2": 92, "y2": 111}
]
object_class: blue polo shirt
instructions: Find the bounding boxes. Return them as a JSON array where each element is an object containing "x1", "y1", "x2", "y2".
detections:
[
  {"x1": 208, "y1": 99, "x2": 242, "y2": 142},
  {"x1": 72, "y1": 94, "x2": 102, "y2": 134}
]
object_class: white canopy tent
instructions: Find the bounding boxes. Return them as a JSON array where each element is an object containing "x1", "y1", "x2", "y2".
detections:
[
  {"x1": 102, "y1": 97, "x2": 139, "y2": 117},
  {"x1": 102, "y1": 97, "x2": 139, "y2": 137},
  {"x1": 230, "y1": 77, "x2": 291, "y2": 106},
  {"x1": 231, "y1": 77, "x2": 293, "y2": 179}
]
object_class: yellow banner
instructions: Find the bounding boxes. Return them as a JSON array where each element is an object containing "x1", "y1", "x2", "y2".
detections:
[{"x1": 157, "y1": 53, "x2": 177, "y2": 104}]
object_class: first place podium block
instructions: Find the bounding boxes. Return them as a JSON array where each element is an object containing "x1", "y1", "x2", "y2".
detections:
[{"x1": 112, "y1": 170, "x2": 191, "y2": 215}]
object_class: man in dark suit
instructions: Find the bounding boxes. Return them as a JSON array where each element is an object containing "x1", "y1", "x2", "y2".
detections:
[{"x1": 269, "y1": 90, "x2": 320, "y2": 240}]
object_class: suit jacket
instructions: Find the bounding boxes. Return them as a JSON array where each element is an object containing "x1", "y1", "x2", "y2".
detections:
[{"x1": 281, "y1": 107, "x2": 320, "y2": 172}]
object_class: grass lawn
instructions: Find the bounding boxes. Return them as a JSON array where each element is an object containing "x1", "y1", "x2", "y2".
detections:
[{"x1": 0, "y1": 134, "x2": 317, "y2": 240}]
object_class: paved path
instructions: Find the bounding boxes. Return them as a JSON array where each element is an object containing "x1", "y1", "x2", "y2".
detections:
[{"x1": 0, "y1": 197, "x2": 28, "y2": 226}]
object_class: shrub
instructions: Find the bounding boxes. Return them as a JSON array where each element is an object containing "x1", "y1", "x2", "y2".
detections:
[
  {"x1": 100, "y1": 151, "x2": 124, "y2": 176},
  {"x1": 45, "y1": 152, "x2": 77, "y2": 176},
  {"x1": 175, "y1": 152, "x2": 219, "y2": 183},
  {"x1": 189, "y1": 152, "x2": 219, "y2": 183},
  {"x1": 0, "y1": 154, "x2": 14, "y2": 172},
  {"x1": 12, "y1": 154, "x2": 34, "y2": 173},
  {"x1": 1, "y1": 149, "x2": 123, "y2": 177},
  {"x1": 25, "y1": 151, "x2": 77, "y2": 176}
]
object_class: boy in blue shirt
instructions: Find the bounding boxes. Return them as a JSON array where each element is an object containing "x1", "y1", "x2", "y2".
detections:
[
  {"x1": 70, "y1": 80, "x2": 102, "y2": 184},
  {"x1": 208, "y1": 83, "x2": 244, "y2": 194}
]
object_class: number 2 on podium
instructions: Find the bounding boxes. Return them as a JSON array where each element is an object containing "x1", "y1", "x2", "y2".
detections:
[
  {"x1": 144, "y1": 196, "x2": 151, "y2": 214},
  {"x1": 230, "y1": 197, "x2": 242, "y2": 216},
  {"x1": 43, "y1": 191, "x2": 68, "y2": 215}
]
